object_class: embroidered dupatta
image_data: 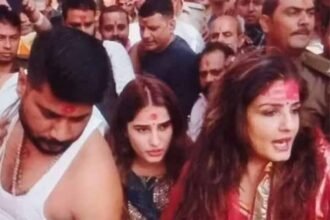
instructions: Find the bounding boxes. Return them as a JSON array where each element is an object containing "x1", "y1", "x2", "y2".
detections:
[{"x1": 161, "y1": 134, "x2": 330, "y2": 220}]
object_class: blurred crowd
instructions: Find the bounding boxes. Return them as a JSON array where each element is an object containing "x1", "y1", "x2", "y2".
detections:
[{"x1": 0, "y1": 0, "x2": 329, "y2": 219}]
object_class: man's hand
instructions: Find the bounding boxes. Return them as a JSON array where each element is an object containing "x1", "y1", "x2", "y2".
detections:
[
  {"x1": 0, "y1": 118, "x2": 9, "y2": 146},
  {"x1": 22, "y1": 0, "x2": 40, "y2": 23},
  {"x1": 21, "y1": 0, "x2": 52, "y2": 32}
]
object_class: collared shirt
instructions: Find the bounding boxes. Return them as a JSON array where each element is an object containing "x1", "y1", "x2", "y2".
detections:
[{"x1": 300, "y1": 51, "x2": 330, "y2": 136}]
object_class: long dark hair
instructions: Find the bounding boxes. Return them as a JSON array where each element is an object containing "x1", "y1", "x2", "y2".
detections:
[
  {"x1": 174, "y1": 50, "x2": 324, "y2": 219},
  {"x1": 109, "y1": 75, "x2": 189, "y2": 183}
]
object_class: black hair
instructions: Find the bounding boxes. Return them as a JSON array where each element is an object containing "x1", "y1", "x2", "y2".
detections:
[
  {"x1": 174, "y1": 50, "x2": 320, "y2": 220},
  {"x1": 7, "y1": 0, "x2": 22, "y2": 13},
  {"x1": 262, "y1": 0, "x2": 316, "y2": 17},
  {"x1": 62, "y1": 0, "x2": 96, "y2": 19},
  {"x1": 318, "y1": 3, "x2": 330, "y2": 31},
  {"x1": 197, "y1": 42, "x2": 235, "y2": 67},
  {"x1": 138, "y1": 0, "x2": 174, "y2": 18},
  {"x1": 109, "y1": 75, "x2": 188, "y2": 183},
  {"x1": 99, "y1": 5, "x2": 129, "y2": 27},
  {"x1": 28, "y1": 26, "x2": 110, "y2": 104},
  {"x1": 323, "y1": 12, "x2": 330, "y2": 30},
  {"x1": 262, "y1": 0, "x2": 279, "y2": 16},
  {"x1": 0, "y1": 5, "x2": 21, "y2": 31}
]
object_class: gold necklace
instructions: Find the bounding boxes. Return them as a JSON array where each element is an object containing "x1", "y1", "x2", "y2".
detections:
[
  {"x1": 11, "y1": 140, "x2": 61, "y2": 196},
  {"x1": 11, "y1": 141, "x2": 23, "y2": 196}
]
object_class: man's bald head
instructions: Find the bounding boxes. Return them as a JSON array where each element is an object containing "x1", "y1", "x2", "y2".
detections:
[{"x1": 209, "y1": 15, "x2": 244, "y2": 53}]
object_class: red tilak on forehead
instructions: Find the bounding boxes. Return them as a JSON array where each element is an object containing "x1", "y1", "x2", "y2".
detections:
[
  {"x1": 284, "y1": 80, "x2": 299, "y2": 100},
  {"x1": 150, "y1": 113, "x2": 158, "y2": 120},
  {"x1": 262, "y1": 80, "x2": 299, "y2": 100},
  {"x1": 62, "y1": 105, "x2": 76, "y2": 114}
]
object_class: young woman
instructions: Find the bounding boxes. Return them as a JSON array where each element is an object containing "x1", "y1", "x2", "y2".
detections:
[
  {"x1": 162, "y1": 51, "x2": 330, "y2": 220},
  {"x1": 109, "y1": 75, "x2": 189, "y2": 220}
]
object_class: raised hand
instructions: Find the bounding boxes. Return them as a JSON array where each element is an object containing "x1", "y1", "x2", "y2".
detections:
[{"x1": 21, "y1": 0, "x2": 41, "y2": 23}]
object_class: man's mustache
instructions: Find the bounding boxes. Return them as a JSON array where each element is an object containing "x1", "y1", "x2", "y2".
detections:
[
  {"x1": 38, "y1": 138, "x2": 73, "y2": 147},
  {"x1": 292, "y1": 28, "x2": 311, "y2": 36}
]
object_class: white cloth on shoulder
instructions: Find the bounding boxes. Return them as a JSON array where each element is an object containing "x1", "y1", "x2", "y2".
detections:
[{"x1": 103, "y1": 40, "x2": 136, "y2": 94}]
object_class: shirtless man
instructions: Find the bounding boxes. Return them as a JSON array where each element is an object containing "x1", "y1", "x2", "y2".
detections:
[{"x1": 0, "y1": 27, "x2": 123, "y2": 219}]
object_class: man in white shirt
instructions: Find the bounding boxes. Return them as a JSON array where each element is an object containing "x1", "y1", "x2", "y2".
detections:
[{"x1": 188, "y1": 42, "x2": 234, "y2": 141}]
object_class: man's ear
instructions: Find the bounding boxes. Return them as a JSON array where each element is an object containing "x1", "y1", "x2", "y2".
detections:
[
  {"x1": 238, "y1": 34, "x2": 246, "y2": 49},
  {"x1": 17, "y1": 68, "x2": 28, "y2": 98},
  {"x1": 225, "y1": 55, "x2": 235, "y2": 68},
  {"x1": 168, "y1": 17, "x2": 176, "y2": 33},
  {"x1": 259, "y1": 15, "x2": 271, "y2": 34}
]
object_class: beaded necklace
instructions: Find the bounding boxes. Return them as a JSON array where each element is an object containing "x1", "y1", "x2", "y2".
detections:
[
  {"x1": 11, "y1": 137, "x2": 60, "y2": 196},
  {"x1": 10, "y1": 130, "x2": 24, "y2": 196}
]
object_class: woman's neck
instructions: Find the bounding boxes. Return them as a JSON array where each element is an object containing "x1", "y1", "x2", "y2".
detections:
[
  {"x1": 245, "y1": 157, "x2": 269, "y2": 184},
  {"x1": 239, "y1": 157, "x2": 269, "y2": 210},
  {"x1": 132, "y1": 158, "x2": 166, "y2": 177}
]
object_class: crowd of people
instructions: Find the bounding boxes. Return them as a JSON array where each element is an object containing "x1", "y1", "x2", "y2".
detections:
[{"x1": 0, "y1": 0, "x2": 329, "y2": 219}]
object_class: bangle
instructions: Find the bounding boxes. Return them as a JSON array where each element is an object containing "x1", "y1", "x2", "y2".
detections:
[{"x1": 32, "y1": 12, "x2": 44, "y2": 27}]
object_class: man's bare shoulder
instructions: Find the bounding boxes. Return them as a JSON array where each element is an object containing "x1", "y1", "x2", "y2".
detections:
[
  {"x1": 68, "y1": 130, "x2": 123, "y2": 219},
  {"x1": 78, "y1": 129, "x2": 115, "y2": 164}
]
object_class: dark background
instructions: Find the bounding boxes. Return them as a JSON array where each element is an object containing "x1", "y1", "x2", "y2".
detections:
[{"x1": 8, "y1": 0, "x2": 22, "y2": 13}]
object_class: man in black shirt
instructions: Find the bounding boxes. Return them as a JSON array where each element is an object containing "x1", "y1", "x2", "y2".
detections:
[{"x1": 136, "y1": 0, "x2": 200, "y2": 117}]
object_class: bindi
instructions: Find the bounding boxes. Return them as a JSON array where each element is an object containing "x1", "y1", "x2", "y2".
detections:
[
  {"x1": 150, "y1": 113, "x2": 158, "y2": 121},
  {"x1": 62, "y1": 105, "x2": 76, "y2": 114}
]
